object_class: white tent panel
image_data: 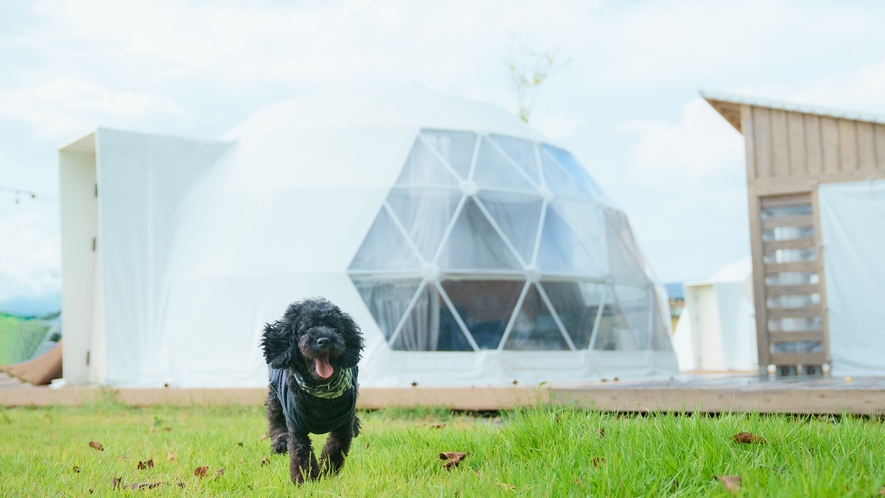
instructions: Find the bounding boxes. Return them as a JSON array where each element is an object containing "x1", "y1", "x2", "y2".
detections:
[{"x1": 819, "y1": 179, "x2": 885, "y2": 376}]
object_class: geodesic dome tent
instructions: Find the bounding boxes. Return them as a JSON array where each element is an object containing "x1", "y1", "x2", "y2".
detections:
[{"x1": 58, "y1": 91, "x2": 676, "y2": 388}]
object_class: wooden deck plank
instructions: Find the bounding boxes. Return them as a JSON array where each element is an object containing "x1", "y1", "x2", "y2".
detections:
[
  {"x1": 761, "y1": 214, "x2": 814, "y2": 229},
  {"x1": 763, "y1": 238, "x2": 815, "y2": 251}
]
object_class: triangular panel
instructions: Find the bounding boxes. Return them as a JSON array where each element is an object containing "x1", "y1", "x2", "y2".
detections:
[
  {"x1": 490, "y1": 134, "x2": 540, "y2": 184},
  {"x1": 421, "y1": 130, "x2": 477, "y2": 180},
  {"x1": 477, "y1": 191, "x2": 543, "y2": 263},
  {"x1": 604, "y1": 209, "x2": 647, "y2": 279},
  {"x1": 540, "y1": 145, "x2": 607, "y2": 201},
  {"x1": 473, "y1": 138, "x2": 536, "y2": 191},
  {"x1": 352, "y1": 278, "x2": 422, "y2": 340},
  {"x1": 591, "y1": 287, "x2": 642, "y2": 351},
  {"x1": 396, "y1": 138, "x2": 459, "y2": 187},
  {"x1": 536, "y1": 200, "x2": 607, "y2": 276},
  {"x1": 391, "y1": 283, "x2": 473, "y2": 351},
  {"x1": 541, "y1": 281, "x2": 605, "y2": 349},
  {"x1": 650, "y1": 295, "x2": 673, "y2": 351},
  {"x1": 503, "y1": 283, "x2": 569, "y2": 350},
  {"x1": 387, "y1": 188, "x2": 461, "y2": 261},
  {"x1": 437, "y1": 198, "x2": 523, "y2": 270},
  {"x1": 613, "y1": 284, "x2": 651, "y2": 350},
  {"x1": 349, "y1": 207, "x2": 422, "y2": 270},
  {"x1": 442, "y1": 280, "x2": 524, "y2": 350}
]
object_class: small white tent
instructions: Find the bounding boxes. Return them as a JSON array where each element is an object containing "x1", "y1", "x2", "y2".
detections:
[
  {"x1": 672, "y1": 257, "x2": 757, "y2": 372},
  {"x1": 59, "y1": 91, "x2": 677, "y2": 388}
]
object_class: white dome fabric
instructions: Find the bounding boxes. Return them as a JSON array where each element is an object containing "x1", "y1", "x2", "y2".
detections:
[{"x1": 81, "y1": 91, "x2": 677, "y2": 388}]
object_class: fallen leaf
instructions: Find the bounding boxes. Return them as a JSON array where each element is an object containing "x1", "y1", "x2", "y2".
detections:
[
  {"x1": 163, "y1": 427, "x2": 171, "y2": 432},
  {"x1": 879, "y1": 485, "x2": 885, "y2": 496},
  {"x1": 215, "y1": 469, "x2": 225, "y2": 476},
  {"x1": 592, "y1": 457, "x2": 606, "y2": 469},
  {"x1": 176, "y1": 479, "x2": 184, "y2": 488},
  {"x1": 88, "y1": 441, "x2": 104, "y2": 451},
  {"x1": 149, "y1": 427, "x2": 156, "y2": 434},
  {"x1": 364, "y1": 442, "x2": 369, "y2": 450},
  {"x1": 733, "y1": 432, "x2": 766, "y2": 444},
  {"x1": 260, "y1": 457, "x2": 270, "y2": 467},
  {"x1": 137, "y1": 459, "x2": 154, "y2": 470},
  {"x1": 716, "y1": 475, "x2": 742, "y2": 494},
  {"x1": 260, "y1": 433, "x2": 268, "y2": 441},
  {"x1": 574, "y1": 478, "x2": 581, "y2": 485},
  {"x1": 496, "y1": 481, "x2": 517, "y2": 490},
  {"x1": 440, "y1": 451, "x2": 469, "y2": 470},
  {"x1": 72, "y1": 466, "x2": 80, "y2": 473},
  {"x1": 598, "y1": 428, "x2": 606, "y2": 438},
  {"x1": 128, "y1": 482, "x2": 164, "y2": 491},
  {"x1": 430, "y1": 423, "x2": 446, "y2": 429},
  {"x1": 111, "y1": 477, "x2": 122, "y2": 489},
  {"x1": 166, "y1": 452, "x2": 176, "y2": 462},
  {"x1": 237, "y1": 442, "x2": 243, "y2": 447},
  {"x1": 194, "y1": 466, "x2": 210, "y2": 478},
  {"x1": 474, "y1": 471, "x2": 482, "y2": 477}
]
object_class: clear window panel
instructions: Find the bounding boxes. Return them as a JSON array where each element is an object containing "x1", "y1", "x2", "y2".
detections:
[
  {"x1": 760, "y1": 205, "x2": 812, "y2": 219},
  {"x1": 539, "y1": 145, "x2": 608, "y2": 201},
  {"x1": 352, "y1": 278, "x2": 422, "y2": 340},
  {"x1": 764, "y1": 272, "x2": 819, "y2": 286},
  {"x1": 536, "y1": 200, "x2": 607, "y2": 276},
  {"x1": 763, "y1": 248, "x2": 817, "y2": 263},
  {"x1": 420, "y1": 130, "x2": 477, "y2": 180},
  {"x1": 441, "y1": 280, "x2": 524, "y2": 350},
  {"x1": 503, "y1": 283, "x2": 569, "y2": 350},
  {"x1": 473, "y1": 137, "x2": 536, "y2": 191},
  {"x1": 390, "y1": 284, "x2": 473, "y2": 351},
  {"x1": 770, "y1": 341, "x2": 824, "y2": 354},
  {"x1": 768, "y1": 317, "x2": 822, "y2": 332},
  {"x1": 650, "y1": 294, "x2": 673, "y2": 351},
  {"x1": 396, "y1": 138, "x2": 459, "y2": 186},
  {"x1": 766, "y1": 293, "x2": 820, "y2": 309},
  {"x1": 593, "y1": 286, "x2": 644, "y2": 351},
  {"x1": 348, "y1": 208, "x2": 422, "y2": 270},
  {"x1": 436, "y1": 198, "x2": 522, "y2": 270},
  {"x1": 489, "y1": 134, "x2": 541, "y2": 184},
  {"x1": 386, "y1": 188, "x2": 461, "y2": 261},
  {"x1": 613, "y1": 284, "x2": 652, "y2": 349},
  {"x1": 477, "y1": 191, "x2": 543, "y2": 264},
  {"x1": 541, "y1": 281, "x2": 604, "y2": 349},
  {"x1": 762, "y1": 226, "x2": 814, "y2": 241},
  {"x1": 605, "y1": 210, "x2": 647, "y2": 279}
]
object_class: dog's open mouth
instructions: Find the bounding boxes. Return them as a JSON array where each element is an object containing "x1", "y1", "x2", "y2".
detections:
[{"x1": 314, "y1": 354, "x2": 334, "y2": 379}]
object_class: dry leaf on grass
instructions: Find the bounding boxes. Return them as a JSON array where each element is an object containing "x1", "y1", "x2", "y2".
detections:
[
  {"x1": 598, "y1": 428, "x2": 606, "y2": 438},
  {"x1": 716, "y1": 475, "x2": 742, "y2": 494},
  {"x1": 260, "y1": 457, "x2": 270, "y2": 467},
  {"x1": 430, "y1": 423, "x2": 446, "y2": 429},
  {"x1": 495, "y1": 481, "x2": 517, "y2": 490},
  {"x1": 733, "y1": 432, "x2": 766, "y2": 444},
  {"x1": 111, "y1": 477, "x2": 123, "y2": 489},
  {"x1": 260, "y1": 433, "x2": 269, "y2": 440},
  {"x1": 166, "y1": 452, "x2": 176, "y2": 462},
  {"x1": 364, "y1": 442, "x2": 369, "y2": 450},
  {"x1": 591, "y1": 457, "x2": 606, "y2": 469},
  {"x1": 878, "y1": 485, "x2": 885, "y2": 496},
  {"x1": 137, "y1": 459, "x2": 154, "y2": 470},
  {"x1": 88, "y1": 441, "x2": 104, "y2": 451},
  {"x1": 128, "y1": 482, "x2": 164, "y2": 491},
  {"x1": 440, "y1": 451, "x2": 469, "y2": 470},
  {"x1": 237, "y1": 442, "x2": 243, "y2": 447},
  {"x1": 194, "y1": 466, "x2": 210, "y2": 478},
  {"x1": 215, "y1": 469, "x2": 225, "y2": 476}
]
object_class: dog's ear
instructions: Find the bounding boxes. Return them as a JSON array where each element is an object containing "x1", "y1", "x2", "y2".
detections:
[
  {"x1": 335, "y1": 311, "x2": 365, "y2": 368},
  {"x1": 261, "y1": 320, "x2": 293, "y2": 368}
]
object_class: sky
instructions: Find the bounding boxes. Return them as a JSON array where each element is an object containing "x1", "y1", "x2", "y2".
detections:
[{"x1": 1, "y1": 0, "x2": 884, "y2": 313}]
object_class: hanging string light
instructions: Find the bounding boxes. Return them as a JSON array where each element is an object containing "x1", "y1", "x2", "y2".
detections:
[{"x1": 0, "y1": 185, "x2": 58, "y2": 204}]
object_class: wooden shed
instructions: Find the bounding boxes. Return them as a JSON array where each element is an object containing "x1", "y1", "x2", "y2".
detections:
[{"x1": 703, "y1": 91, "x2": 885, "y2": 376}]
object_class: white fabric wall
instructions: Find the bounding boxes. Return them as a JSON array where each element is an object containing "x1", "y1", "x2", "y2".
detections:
[{"x1": 819, "y1": 180, "x2": 885, "y2": 376}]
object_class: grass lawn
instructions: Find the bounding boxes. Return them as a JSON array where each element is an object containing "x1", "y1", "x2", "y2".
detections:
[{"x1": 1, "y1": 402, "x2": 884, "y2": 497}]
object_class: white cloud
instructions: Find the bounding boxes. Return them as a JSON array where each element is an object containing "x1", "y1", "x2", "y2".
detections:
[
  {"x1": 532, "y1": 113, "x2": 584, "y2": 140},
  {"x1": 0, "y1": 200, "x2": 60, "y2": 301}
]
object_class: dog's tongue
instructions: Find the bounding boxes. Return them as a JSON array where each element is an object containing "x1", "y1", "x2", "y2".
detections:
[{"x1": 314, "y1": 354, "x2": 334, "y2": 379}]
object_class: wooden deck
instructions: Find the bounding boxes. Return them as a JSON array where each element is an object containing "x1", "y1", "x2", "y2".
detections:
[{"x1": 2, "y1": 373, "x2": 884, "y2": 415}]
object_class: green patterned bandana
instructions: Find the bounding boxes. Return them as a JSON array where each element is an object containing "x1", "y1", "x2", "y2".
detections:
[{"x1": 293, "y1": 367, "x2": 353, "y2": 399}]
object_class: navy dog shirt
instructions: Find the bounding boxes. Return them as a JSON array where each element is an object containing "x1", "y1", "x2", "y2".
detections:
[{"x1": 267, "y1": 366, "x2": 357, "y2": 435}]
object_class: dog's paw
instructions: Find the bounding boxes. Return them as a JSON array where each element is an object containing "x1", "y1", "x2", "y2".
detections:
[{"x1": 272, "y1": 438, "x2": 289, "y2": 454}]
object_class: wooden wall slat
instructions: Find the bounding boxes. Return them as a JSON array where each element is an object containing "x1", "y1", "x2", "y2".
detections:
[
  {"x1": 770, "y1": 331, "x2": 824, "y2": 342},
  {"x1": 805, "y1": 115, "x2": 823, "y2": 175},
  {"x1": 838, "y1": 119, "x2": 858, "y2": 171},
  {"x1": 770, "y1": 109, "x2": 790, "y2": 178},
  {"x1": 821, "y1": 117, "x2": 841, "y2": 173},
  {"x1": 764, "y1": 260, "x2": 819, "y2": 273},
  {"x1": 857, "y1": 122, "x2": 876, "y2": 171},
  {"x1": 767, "y1": 307, "x2": 822, "y2": 319},
  {"x1": 760, "y1": 194, "x2": 811, "y2": 207},
  {"x1": 760, "y1": 214, "x2": 814, "y2": 228},
  {"x1": 763, "y1": 238, "x2": 816, "y2": 250},
  {"x1": 754, "y1": 108, "x2": 772, "y2": 179},
  {"x1": 769, "y1": 353, "x2": 827, "y2": 365},
  {"x1": 742, "y1": 105, "x2": 757, "y2": 181},
  {"x1": 765, "y1": 284, "x2": 819, "y2": 296},
  {"x1": 787, "y1": 112, "x2": 806, "y2": 177},
  {"x1": 875, "y1": 124, "x2": 885, "y2": 170}
]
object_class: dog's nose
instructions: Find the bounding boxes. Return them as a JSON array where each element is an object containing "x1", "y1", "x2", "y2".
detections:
[{"x1": 316, "y1": 337, "x2": 330, "y2": 348}]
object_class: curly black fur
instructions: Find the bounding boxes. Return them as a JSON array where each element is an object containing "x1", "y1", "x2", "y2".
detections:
[{"x1": 261, "y1": 297, "x2": 365, "y2": 485}]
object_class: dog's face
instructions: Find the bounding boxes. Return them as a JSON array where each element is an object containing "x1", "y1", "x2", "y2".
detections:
[{"x1": 261, "y1": 298, "x2": 364, "y2": 382}]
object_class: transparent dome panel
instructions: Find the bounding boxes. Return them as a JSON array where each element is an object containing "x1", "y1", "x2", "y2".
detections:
[
  {"x1": 613, "y1": 284, "x2": 652, "y2": 349},
  {"x1": 592, "y1": 285, "x2": 644, "y2": 351},
  {"x1": 604, "y1": 209, "x2": 647, "y2": 279},
  {"x1": 420, "y1": 130, "x2": 477, "y2": 181},
  {"x1": 541, "y1": 281, "x2": 606, "y2": 349},
  {"x1": 352, "y1": 277, "x2": 422, "y2": 340},
  {"x1": 396, "y1": 138, "x2": 459, "y2": 187},
  {"x1": 349, "y1": 207, "x2": 422, "y2": 270},
  {"x1": 489, "y1": 134, "x2": 541, "y2": 184},
  {"x1": 473, "y1": 137, "x2": 537, "y2": 192},
  {"x1": 386, "y1": 188, "x2": 461, "y2": 261},
  {"x1": 650, "y1": 295, "x2": 673, "y2": 351},
  {"x1": 541, "y1": 144, "x2": 608, "y2": 201},
  {"x1": 503, "y1": 283, "x2": 570, "y2": 351},
  {"x1": 477, "y1": 191, "x2": 543, "y2": 264},
  {"x1": 436, "y1": 198, "x2": 523, "y2": 271},
  {"x1": 441, "y1": 280, "x2": 524, "y2": 350},
  {"x1": 390, "y1": 283, "x2": 473, "y2": 351},
  {"x1": 536, "y1": 200, "x2": 607, "y2": 276}
]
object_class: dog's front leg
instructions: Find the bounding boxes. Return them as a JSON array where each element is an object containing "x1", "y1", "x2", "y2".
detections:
[
  {"x1": 319, "y1": 417, "x2": 355, "y2": 476},
  {"x1": 265, "y1": 390, "x2": 288, "y2": 454},
  {"x1": 287, "y1": 429, "x2": 319, "y2": 484}
]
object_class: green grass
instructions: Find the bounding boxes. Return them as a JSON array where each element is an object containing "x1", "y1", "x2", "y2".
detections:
[
  {"x1": 1, "y1": 402, "x2": 884, "y2": 496},
  {"x1": 0, "y1": 314, "x2": 50, "y2": 365}
]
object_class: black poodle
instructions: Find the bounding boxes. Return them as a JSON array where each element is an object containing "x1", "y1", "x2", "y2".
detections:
[{"x1": 260, "y1": 297, "x2": 365, "y2": 485}]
